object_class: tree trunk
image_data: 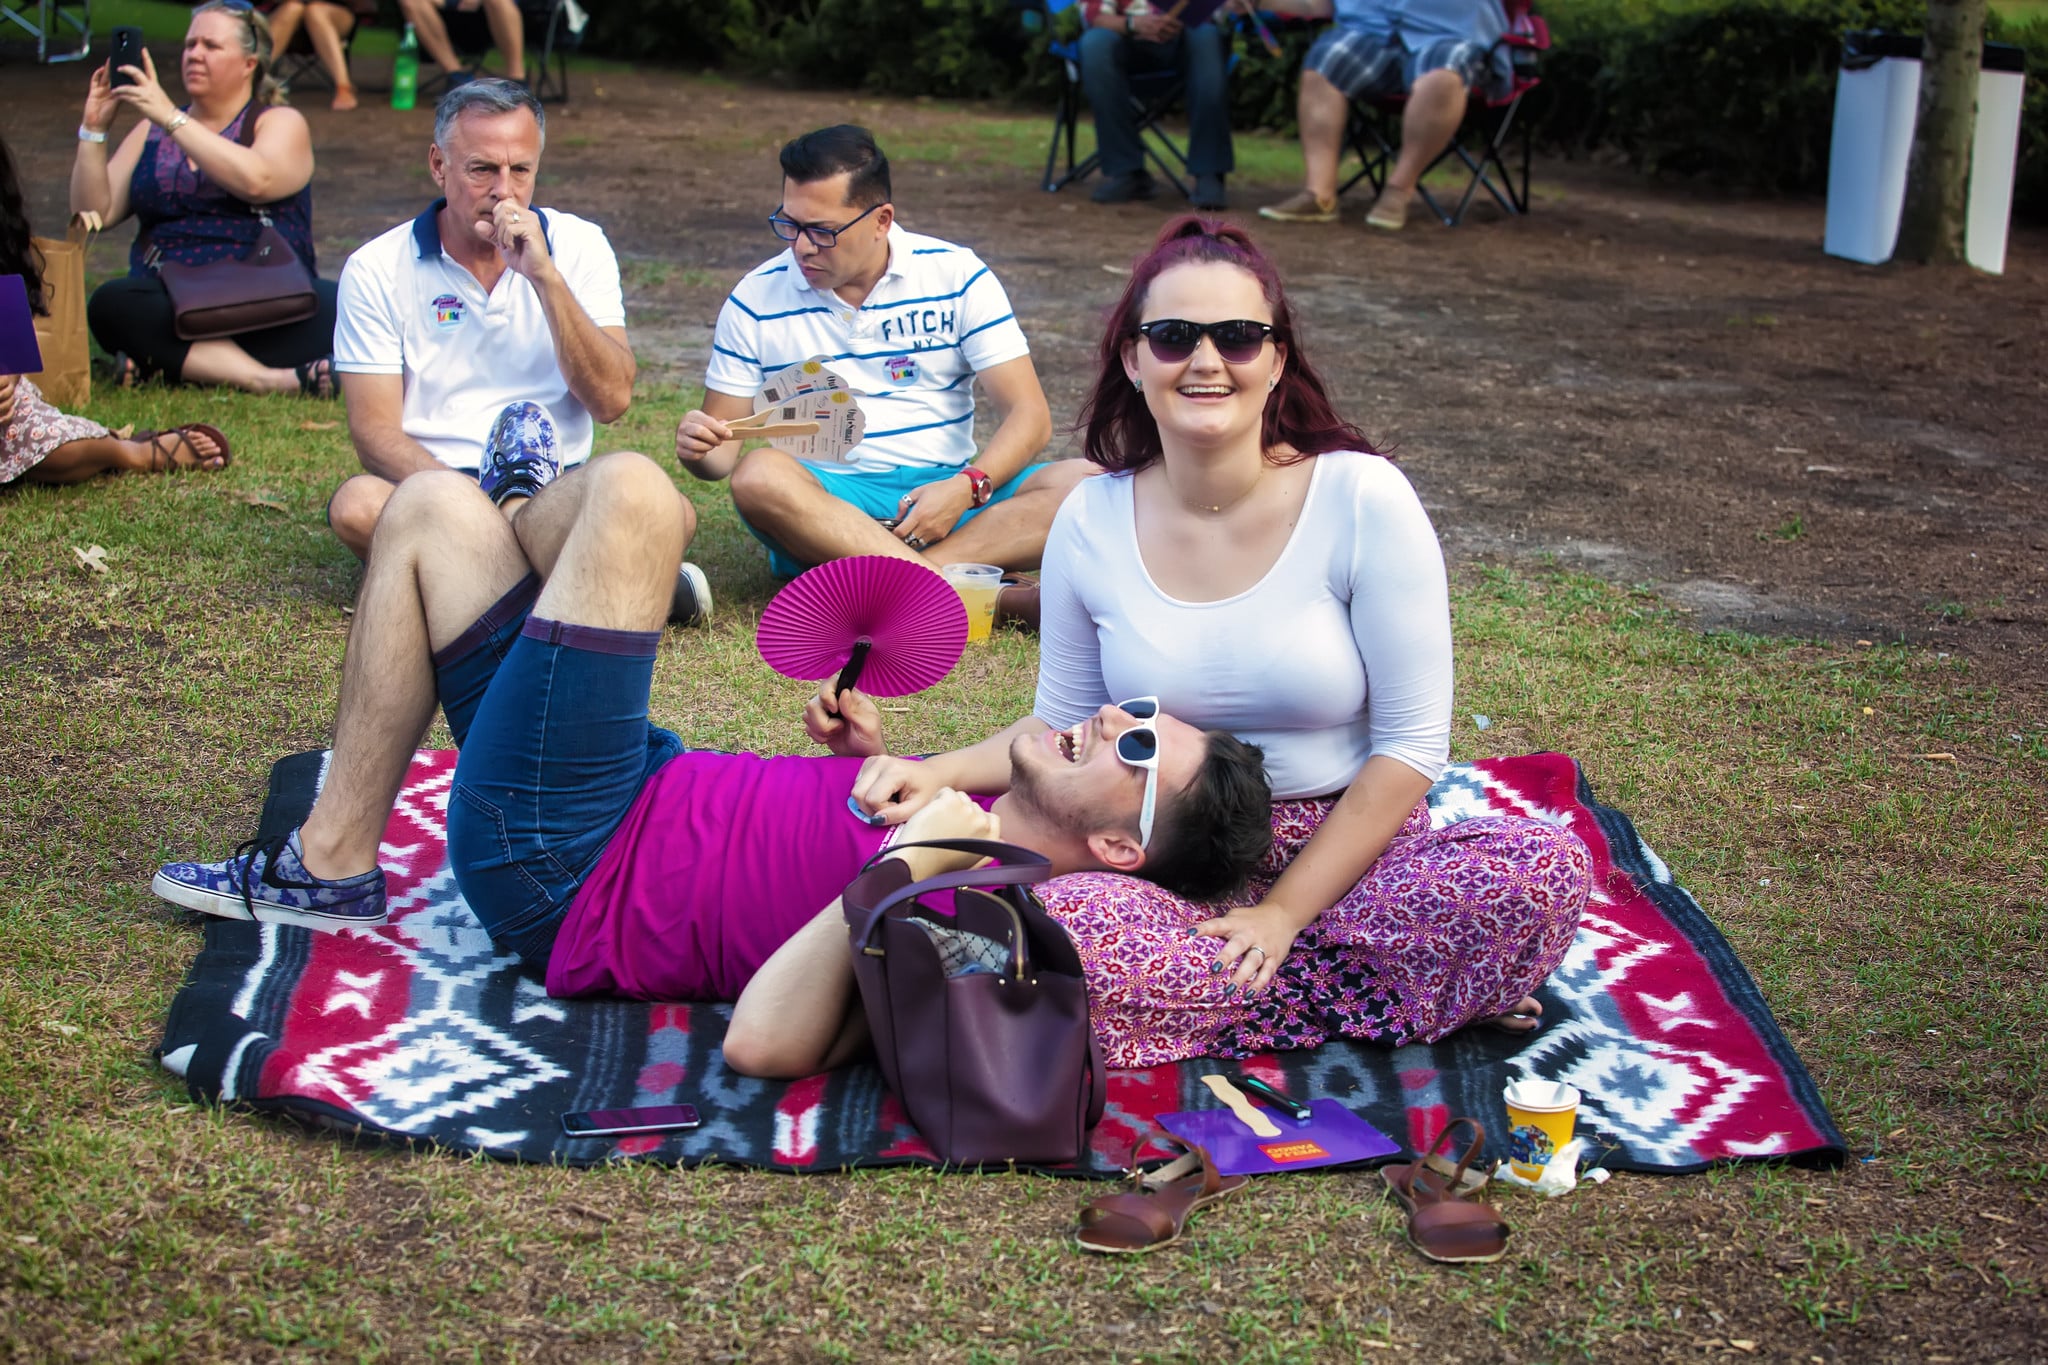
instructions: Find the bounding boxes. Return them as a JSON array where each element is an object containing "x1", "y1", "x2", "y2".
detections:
[{"x1": 1896, "y1": 0, "x2": 1989, "y2": 264}]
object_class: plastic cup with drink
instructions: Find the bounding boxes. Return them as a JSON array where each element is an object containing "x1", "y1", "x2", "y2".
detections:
[{"x1": 941, "y1": 563, "x2": 1002, "y2": 644}]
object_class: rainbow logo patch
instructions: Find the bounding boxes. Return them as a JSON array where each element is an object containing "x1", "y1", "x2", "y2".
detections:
[
  {"x1": 884, "y1": 355, "x2": 918, "y2": 384},
  {"x1": 431, "y1": 293, "x2": 465, "y2": 329}
]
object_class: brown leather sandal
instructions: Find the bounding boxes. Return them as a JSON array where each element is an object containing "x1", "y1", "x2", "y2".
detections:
[
  {"x1": 1382, "y1": 1117, "x2": 1511, "y2": 1264},
  {"x1": 1075, "y1": 1132, "x2": 1248, "y2": 1255},
  {"x1": 133, "y1": 424, "x2": 232, "y2": 473}
]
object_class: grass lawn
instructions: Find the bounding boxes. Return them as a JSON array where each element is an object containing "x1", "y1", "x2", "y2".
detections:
[{"x1": 0, "y1": 383, "x2": 2040, "y2": 1358}]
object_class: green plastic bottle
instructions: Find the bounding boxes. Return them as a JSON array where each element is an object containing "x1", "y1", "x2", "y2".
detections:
[{"x1": 392, "y1": 23, "x2": 419, "y2": 111}]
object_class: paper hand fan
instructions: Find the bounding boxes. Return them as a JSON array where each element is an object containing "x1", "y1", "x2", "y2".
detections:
[{"x1": 756, "y1": 556, "x2": 968, "y2": 698}]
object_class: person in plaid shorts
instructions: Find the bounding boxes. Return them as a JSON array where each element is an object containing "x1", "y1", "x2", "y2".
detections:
[{"x1": 1256, "y1": 0, "x2": 1512, "y2": 231}]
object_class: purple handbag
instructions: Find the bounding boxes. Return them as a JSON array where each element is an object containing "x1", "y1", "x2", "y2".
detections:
[{"x1": 843, "y1": 839, "x2": 1107, "y2": 1166}]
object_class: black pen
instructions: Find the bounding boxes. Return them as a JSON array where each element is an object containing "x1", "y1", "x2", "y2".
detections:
[{"x1": 1235, "y1": 1073, "x2": 1311, "y2": 1121}]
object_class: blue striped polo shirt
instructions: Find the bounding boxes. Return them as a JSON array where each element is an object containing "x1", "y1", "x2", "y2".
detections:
[{"x1": 703, "y1": 224, "x2": 1031, "y2": 474}]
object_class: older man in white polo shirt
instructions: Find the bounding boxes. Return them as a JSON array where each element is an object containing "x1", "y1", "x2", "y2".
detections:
[
  {"x1": 327, "y1": 82, "x2": 709, "y2": 619},
  {"x1": 676, "y1": 126, "x2": 1089, "y2": 615}
]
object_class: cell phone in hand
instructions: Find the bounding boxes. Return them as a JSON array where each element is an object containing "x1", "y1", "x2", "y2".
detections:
[
  {"x1": 107, "y1": 27, "x2": 146, "y2": 87},
  {"x1": 559, "y1": 1103, "x2": 702, "y2": 1138}
]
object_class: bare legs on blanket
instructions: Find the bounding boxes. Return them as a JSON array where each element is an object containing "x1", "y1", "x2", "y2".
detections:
[{"x1": 293, "y1": 452, "x2": 694, "y2": 883}]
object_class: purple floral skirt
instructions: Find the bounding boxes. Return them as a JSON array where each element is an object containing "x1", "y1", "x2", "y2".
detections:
[{"x1": 1037, "y1": 801, "x2": 1592, "y2": 1068}]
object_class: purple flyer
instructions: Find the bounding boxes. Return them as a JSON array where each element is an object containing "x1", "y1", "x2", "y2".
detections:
[
  {"x1": 0, "y1": 275, "x2": 42, "y2": 376},
  {"x1": 1159, "y1": 1099, "x2": 1402, "y2": 1177}
]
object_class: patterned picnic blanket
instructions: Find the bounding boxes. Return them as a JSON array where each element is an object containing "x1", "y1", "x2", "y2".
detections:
[{"x1": 156, "y1": 750, "x2": 1844, "y2": 1175}]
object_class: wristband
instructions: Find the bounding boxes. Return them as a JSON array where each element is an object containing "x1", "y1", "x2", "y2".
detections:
[
  {"x1": 164, "y1": 112, "x2": 191, "y2": 135},
  {"x1": 959, "y1": 465, "x2": 994, "y2": 507},
  {"x1": 77, "y1": 125, "x2": 108, "y2": 144}
]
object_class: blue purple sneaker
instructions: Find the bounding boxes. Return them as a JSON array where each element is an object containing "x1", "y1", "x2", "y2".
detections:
[
  {"x1": 151, "y1": 830, "x2": 388, "y2": 932},
  {"x1": 477, "y1": 401, "x2": 559, "y2": 506}
]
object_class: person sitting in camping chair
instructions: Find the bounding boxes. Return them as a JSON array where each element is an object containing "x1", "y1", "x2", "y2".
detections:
[
  {"x1": 1255, "y1": 0, "x2": 1513, "y2": 230},
  {"x1": 1076, "y1": 2, "x2": 1235, "y2": 208},
  {"x1": 394, "y1": 0, "x2": 525, "y2": 86}
]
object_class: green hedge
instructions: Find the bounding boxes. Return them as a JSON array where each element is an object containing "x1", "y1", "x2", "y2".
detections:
[
  {"x1": 585, "y1": 0, "x2": 2048, "y2": 221},
  {"x1": 1529, "y1": 0, "x2": 2048, "y2": 210}
]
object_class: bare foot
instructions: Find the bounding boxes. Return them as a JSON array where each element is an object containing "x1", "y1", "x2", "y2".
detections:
[
  {"x1": 1486, "y1": 996, "x2": 1543, "y2": 1034},
  {"x1": 332, "y1": 85, "x2": 358, "y2": 111}
]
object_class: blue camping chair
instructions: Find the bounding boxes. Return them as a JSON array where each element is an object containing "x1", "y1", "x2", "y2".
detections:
[{"x1": 1029, "y1": 0, "x2": 1236, "y2": 200}]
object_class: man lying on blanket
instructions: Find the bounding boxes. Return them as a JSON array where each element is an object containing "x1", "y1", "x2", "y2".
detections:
[{"x1": 150, "y1": 451, "x2": 1274, "y2": 1076}]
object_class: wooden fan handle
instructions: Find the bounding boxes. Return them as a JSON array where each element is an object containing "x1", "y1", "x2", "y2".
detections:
[
  {"x1": 1201, "y1": 1074, "x2": 1282, "y2": 1137},
  {"x1": 734, "y1": 421, "x2": 821, "y2": 441}
]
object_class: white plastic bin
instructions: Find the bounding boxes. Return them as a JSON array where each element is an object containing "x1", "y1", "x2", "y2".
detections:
[
  {"x1": 1967, "y1": 45, "x2": 2027, "y2": 274},
  {"x1": 1825, "y1": 31, "x2": 1925, "y2": 266},
  {"x1": 1824, "y1": 33, "x2": 2029, "y2": 272}
]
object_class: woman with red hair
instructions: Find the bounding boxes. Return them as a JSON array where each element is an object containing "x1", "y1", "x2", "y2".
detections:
[
  {"x1": 1028, "y1": 215, "x2": 1588, "y2": 1057},
  {"x1": 836, "y1": 217, "x2": 1587, "y2": 1067}
]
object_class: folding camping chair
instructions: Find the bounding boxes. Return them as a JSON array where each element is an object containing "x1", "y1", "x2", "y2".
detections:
[
  {"x1": 270, "y1": 0, "x2": 378, "y2": 96},
  {"x1": 1, "y1": 0, "x2": 91, "y2": 62},
  {"x1": 1031, "y1": 0, "x2": 1228, "y2": 201},
  {"x1": 1338, "y1": 0, "x2": 1550, "y2": 225},
  {"x1": 447, "y1": 0, "x2": 585, "y2": 103}
]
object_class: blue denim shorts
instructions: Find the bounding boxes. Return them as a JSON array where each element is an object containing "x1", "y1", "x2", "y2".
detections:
[
  {"x1": 742, "y1": 460, "x2": 1051, "y2": 579},
  {"x1": 434, "y1": 576, "x2": 683, "y2": 966}
]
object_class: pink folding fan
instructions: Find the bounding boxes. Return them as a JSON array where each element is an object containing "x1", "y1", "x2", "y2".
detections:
[{"x1": 756, "y1": 556, "x2": 969, "y2": 697}]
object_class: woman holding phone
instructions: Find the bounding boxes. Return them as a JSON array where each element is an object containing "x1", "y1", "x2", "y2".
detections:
[{"x1": 69, "y1": 0, "x2": 337, "y2": 397}]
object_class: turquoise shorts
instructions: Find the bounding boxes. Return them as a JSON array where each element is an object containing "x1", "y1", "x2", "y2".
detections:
[{"x1": 743, "y1": 460, "x2": 1050, "y2": 579}]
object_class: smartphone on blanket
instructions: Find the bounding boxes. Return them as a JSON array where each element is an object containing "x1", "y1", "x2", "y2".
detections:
[{"x1": 560, "y1": 1103, "x2": 702, "y2": 1138}]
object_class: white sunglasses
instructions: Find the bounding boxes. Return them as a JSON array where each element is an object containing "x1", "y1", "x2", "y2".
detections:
[{"x1": 1113, "y1": 697, "x2": 1161, "y2": 851}]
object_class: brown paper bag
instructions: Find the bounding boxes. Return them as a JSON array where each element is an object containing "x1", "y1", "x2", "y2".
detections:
[{"x1": 27, "y1": 216, "x2": 94, "y2": 410}]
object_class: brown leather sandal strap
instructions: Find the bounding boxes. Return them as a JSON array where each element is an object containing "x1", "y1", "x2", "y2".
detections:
[
  {"x1": 1428, "y1": 1116, "x2": 1486, "y2": 1191},
  {"x1": 1079, "y1": 1194, "x2": 1182, "y2": 1248}
]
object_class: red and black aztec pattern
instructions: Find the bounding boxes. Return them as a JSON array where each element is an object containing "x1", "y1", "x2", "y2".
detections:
[{"x1": 155, "y1": 750, "x2": 1844, "y2": 1176}]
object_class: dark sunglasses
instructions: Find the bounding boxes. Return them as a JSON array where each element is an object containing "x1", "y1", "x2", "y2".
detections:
[
  {"x1": 1136, "y1": 318, "x2": 1275, "y2": 365},
  {"x1": 1113, "y1": 697, "x2": 1161, "y2": 851},
  {"x1": 768, "y1": 201, "x2": 883, "y2": 249}
]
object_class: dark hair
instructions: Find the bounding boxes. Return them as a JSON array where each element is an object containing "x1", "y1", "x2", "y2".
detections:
[
  {"x1": 779, "y1": 125, "x2": 891, "y2": 210},
  {"x1": 1079, "y1": 216, "x2": 1375, "y2": 474},
  {"x1": 1144, "y1": 732, "x2": 1273, "y2": 902},
  {"x1": 0, "y1": 135, "x2": 45, "y2": 316}
]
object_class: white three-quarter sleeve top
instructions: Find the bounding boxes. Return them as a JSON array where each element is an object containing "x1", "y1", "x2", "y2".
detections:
[{"x1": 1033, "y1": 451, "x2": 1453, "y2": 799}]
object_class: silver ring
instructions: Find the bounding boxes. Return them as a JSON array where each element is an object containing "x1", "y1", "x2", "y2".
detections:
[
  {"x1": 905, "y1": 536, "x2": 927, "y2": 550},
  {"x1": 1244, "y1": 946, "x2": 1266, "y2": 960}
]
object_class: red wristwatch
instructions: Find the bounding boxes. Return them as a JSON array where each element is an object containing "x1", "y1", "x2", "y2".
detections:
[{"x1": 959, "y1": 466, "x2": 994, "y2": 507}]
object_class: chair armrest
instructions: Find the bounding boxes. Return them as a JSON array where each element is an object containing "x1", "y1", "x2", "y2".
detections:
[{"x1": 1502, "y1": 15, "x2": 1550, "y2": 50}]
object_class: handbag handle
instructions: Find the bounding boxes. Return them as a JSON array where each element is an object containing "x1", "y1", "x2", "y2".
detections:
[{"x1": 846, "y1": 839, "x2": 1051, "y2": 962}]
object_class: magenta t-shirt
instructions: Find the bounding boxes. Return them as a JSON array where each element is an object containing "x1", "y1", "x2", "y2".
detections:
[{"x1": 546, "y1": 751, "x2": 893, "y2": 1002}]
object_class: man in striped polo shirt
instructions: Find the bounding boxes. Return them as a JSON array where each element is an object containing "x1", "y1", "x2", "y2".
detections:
[{"x1": 676, "y1": 126, "x2": 1092, "y2": 616}]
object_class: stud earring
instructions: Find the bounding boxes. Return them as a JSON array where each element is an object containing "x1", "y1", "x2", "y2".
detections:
[{"x1": 1132, "y1": 378, "x2": 1142, "y2": 392}]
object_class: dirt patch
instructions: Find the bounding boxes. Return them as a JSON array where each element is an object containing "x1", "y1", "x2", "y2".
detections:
[{"x1": 13, "y1": 60, "x2": 2046, "y2": 708}]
